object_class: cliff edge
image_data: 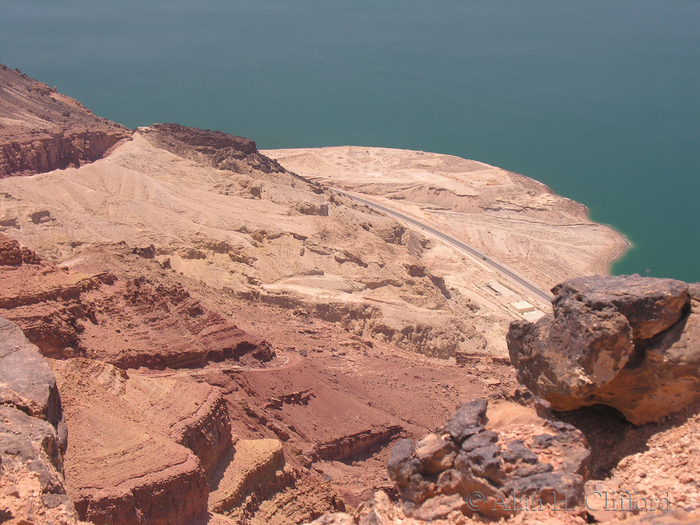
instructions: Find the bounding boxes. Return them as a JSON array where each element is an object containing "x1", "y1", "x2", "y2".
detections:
[{"x1": 0, "y1": 63, "x2": 131, "y2": 178}]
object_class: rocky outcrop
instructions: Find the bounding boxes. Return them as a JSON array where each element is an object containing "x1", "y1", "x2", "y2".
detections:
[
  {"x1": 0, "y1": 233, "x2": 41, "y2": 265},
  {"x1": 0, "y1": 406, "x2": 80, "y2": 525},
  {"x1": 311, "y1": 425, "x2": 403, "y2": 462},
  {"x1": 386, "y1": 395, "x2": 590, "y2": 521},
  {"x1": 1, "y1": 131, "x2": 130, "y2": 177},
  {"x1": 0, "y1": 316, "x2": 79, "y2": 524},
  {"x1": 307, "y1": 491, "x2": 700, "y2": 525},
  {"x1": 138, "y1": 123, "x2": 289, "y2": 176},
  {"x1": 52, "y1": 358, "x2": 233, "y2": 525},
  {"x1": 0, "y1": 316, "x2": 66, "y2": 443},
  {"x1": 305, "y1": 491, "x2": 403, "y2": 525},
  {"x1": 208, "y1": 439, "x2": 289, "y2": 515},
  {"x1": 0, "y1": 64, "x2": 131, "y2": 178},
  {"x1": 0, "y1": 235, "x2": 270, "y2": 369},
  {"x1": 169, "y1": 389, "x2": 233, "y2": 477},
  {"x1": 508, "y1": 275, "x2": 700, "y2": 424}
]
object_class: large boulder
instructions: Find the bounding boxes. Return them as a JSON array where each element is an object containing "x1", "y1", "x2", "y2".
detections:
[
  {"x1": 508, "y1": 275, "x2": 699, "y2": 424},
  {"x1": 0, "y1": 316, "x2": 80, "y2": 524},
  {"x1": 387, "y1": 396, "x2": 590, "y2": 520},
  {"x1": 0, "y1": 316, "x2": 66, "y2": 445}
]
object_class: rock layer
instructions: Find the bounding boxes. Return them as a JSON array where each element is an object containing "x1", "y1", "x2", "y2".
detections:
[
  {"x1": 0, "y1": 63, "x2": 131, "y2": 178},
  {"x1": 508, "y1": 275, "x2": 700, "y2": 424},
  {"x1": 0, "y1": 234, "x2": 270, "y2": 369},
  {"x1": 52, "y1": 358, "x2": 232, "y2": 525}
]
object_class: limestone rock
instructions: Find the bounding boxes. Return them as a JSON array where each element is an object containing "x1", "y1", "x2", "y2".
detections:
[
  {"x1": 413, "y1": 434, "x2": 459, "y2": 476},
  {"x1": 508, "y1": 275, "x2": 700, "y2": 424}
]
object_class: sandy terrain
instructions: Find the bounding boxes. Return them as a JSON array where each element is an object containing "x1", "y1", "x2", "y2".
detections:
[
  {"x1": 262, "y1": 146, "x2": 628, "y2": 292},
  {"x1": 0, "y1": 131, "x2": 544, "y2": 356},
  {"x1": 1, "y1": 136, "x2": 626, "y2": 359},
  {"x1": 2, "y1": 67, "x2": 697, "y2": 525}
]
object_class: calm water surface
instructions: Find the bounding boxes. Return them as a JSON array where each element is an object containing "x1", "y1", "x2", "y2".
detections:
[{"x1": 2, "y1": 1, "x2": 698, "y2": 281}]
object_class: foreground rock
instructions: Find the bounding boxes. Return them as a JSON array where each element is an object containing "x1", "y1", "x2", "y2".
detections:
[
  {"x1": 0, "y1": 316, "x2": 66, "y2": 443},
  {"x1": 386, "y1": 394, "x2": 590, "y2": 520},
  {"x1": 0, "y1": 316, "x2": 80, "y2": 524},
  {"x1": 508, "y1": 275, "x2": 700, "y2": 424},
  {"x1": 307, "y1": 491, "x2": 700, "y2": 525},
  {"x1": 0, "y1": 63, "x2": 131, "y2": 178}
]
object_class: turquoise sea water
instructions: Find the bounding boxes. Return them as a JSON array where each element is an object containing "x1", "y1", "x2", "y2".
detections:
[{"x1": 1, "y1": 1, "x2": 698, "y2": 282}]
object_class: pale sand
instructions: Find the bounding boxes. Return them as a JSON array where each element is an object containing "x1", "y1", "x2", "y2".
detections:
[
  {"x1": 262, "y1": 146, "x2": 629, "y2": 292},
  {"x1": 0, "y1": 137, "x2": 627, "y2": 357}
]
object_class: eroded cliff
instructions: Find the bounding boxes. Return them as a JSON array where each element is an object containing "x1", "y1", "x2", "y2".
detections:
[{"x1": 0, "y1": 64, "x2": 131, "y2": 178}]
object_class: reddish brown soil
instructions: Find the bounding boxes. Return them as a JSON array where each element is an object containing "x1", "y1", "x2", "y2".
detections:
[{"x1": 0, "y1": 232, "x2": 521, "y2": 521}]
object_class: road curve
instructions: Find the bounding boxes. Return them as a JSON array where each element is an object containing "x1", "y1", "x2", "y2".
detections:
[{"x1": 334, "y1": 189, "x2": 553, "y2": 304}]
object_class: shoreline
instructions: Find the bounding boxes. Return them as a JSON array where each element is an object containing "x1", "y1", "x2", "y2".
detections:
[
  {"x1": 594, "y1": 232, "x2": 632, "y2": 277},
  {"x1": 503, "y1": 168, "x2": 631, "y2": 276},
  {"x1": 262, "y1": 145, "x2": 629, "y2": 290}
]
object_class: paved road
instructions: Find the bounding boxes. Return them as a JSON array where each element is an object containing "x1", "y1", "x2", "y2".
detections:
[{"x1": 334, "y1": 189, "x2": 553, "y2": 303}]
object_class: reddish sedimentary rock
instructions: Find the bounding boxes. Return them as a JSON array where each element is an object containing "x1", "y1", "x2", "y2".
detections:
[
  {"x1": 0, "y1": 233, "x2": 41, "y2": 265},
  {"x1": 52, "y1": 358, "x2": 233, "y2": 525},
  {"x1": 0, "y1": 63, "x2": 131, "y2": 178},
  {"x1": 508, "y1": 275, "x2": 700, "y2": 424},
  {"x1": 311, "y1": 426, "x2": 403, "y2": 462},
  {"x1": 0, "y1": 234, "x2": 270, "y2": 369}
]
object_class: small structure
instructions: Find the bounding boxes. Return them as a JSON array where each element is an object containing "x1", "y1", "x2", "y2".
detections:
[
  {"x1": 484, "y1": 281, "x2": 515, "y2": 297},
  {"x1": 510, "y1": 301, "x2": 536, "y2": 314}
]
